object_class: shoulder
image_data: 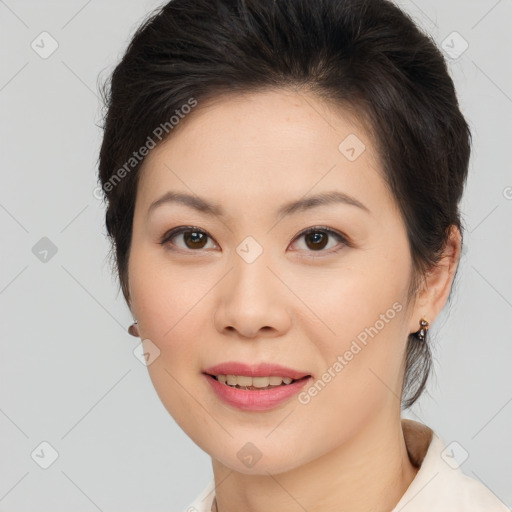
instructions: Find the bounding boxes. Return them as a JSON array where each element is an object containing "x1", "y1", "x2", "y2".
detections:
[
  {"x1": 393, "y1": 419, "x2": 510, "y2": 512},
  {"x1": 181, "y1": 480, "x2": 215, "y2": 512}
]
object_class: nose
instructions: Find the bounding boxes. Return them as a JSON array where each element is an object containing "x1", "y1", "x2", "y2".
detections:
[{"x1": 213, "y1": 252, "x2": 292, "y2": 339}]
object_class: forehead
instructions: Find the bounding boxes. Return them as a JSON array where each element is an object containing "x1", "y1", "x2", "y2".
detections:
[
  {"x1": 142, "y1": 88, "x2": 375, "y2": 163},
  {"x1": 135, "y1": 88, "x2": 389, "y2": 217}
]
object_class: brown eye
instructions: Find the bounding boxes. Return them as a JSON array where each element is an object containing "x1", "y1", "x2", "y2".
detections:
[
  {"x1": 160, "y1": 225, "x2": 349, "y2": 256},
  {"x1": 160, "y1": 227, "x2": 216, "y2": 251},
  {"x1": 182, "y1": 230, "x2": 208, "y2": 249},
  {"x1": 291, "y1": 226, "x2": 349, "y2": 255},
  {"x1": 304, "y1": 231, "x2": 329, "y2": 250}
]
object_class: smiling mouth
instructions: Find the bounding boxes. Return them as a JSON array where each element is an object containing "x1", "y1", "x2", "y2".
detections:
[{"x1": 206, "y1": 373, "x2": 311, "y2": 390}]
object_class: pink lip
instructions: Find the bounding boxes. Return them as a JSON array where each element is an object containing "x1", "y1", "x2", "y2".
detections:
[
  {"x1": 202, "y1": 361, "x2": 311, "y2": 380},
  {"x1": 203, "y1": 373, "x2": 312, "y2": 411},
  {"x1": 202, "y1": 361, "x2": 312, "y2": 411}
]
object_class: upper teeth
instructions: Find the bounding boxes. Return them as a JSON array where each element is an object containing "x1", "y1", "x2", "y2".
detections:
[{"x1": 215, "y1": 375, "x2": 295, "y2": 387}]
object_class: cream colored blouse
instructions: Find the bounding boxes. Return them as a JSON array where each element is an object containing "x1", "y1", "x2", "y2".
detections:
[{"x1": 182, "y1": 418, "x2": 509, "y2": 512}]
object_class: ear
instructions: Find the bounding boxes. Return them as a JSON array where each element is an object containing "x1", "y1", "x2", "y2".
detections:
[{"x1": 409, "y1": 225, "x2": 462, "y2": 333}]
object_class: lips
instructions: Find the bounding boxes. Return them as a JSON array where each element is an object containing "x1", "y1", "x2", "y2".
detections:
[
  {"x1": 202, "y1": 361, "x2": 312, "y2": 380},
  {"x1": 203, "y1": 372, "x2": 312, "y2": 411}
]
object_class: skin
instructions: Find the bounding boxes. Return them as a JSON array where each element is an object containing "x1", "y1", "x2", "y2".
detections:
[{"x1": 127, "y1": 88, "x2": 461, "y2": 512}]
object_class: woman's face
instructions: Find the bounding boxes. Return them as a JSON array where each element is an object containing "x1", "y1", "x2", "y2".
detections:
[{"x1": 128, "y1": 89, "x2": 421, "y2": 474}]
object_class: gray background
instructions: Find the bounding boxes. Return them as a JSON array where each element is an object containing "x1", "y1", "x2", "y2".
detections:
[{"x1": 0, "y1": 0, "x2": 511, "y2": 511}]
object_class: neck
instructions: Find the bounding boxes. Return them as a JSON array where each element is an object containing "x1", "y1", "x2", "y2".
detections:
[{"x1": 211, "y1": 409, "x2": 419, "y2": 512}]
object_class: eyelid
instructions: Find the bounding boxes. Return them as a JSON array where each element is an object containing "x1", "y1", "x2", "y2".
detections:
[
  {"x1": 159, "y1": 225, "x2": 217, "y2": 250},
  {"x1": 288, "y1": 225, "x2": 350, "y2": 254},
  {"x1": 159, "y1": 225, "x2": 350, "y2": 254}
]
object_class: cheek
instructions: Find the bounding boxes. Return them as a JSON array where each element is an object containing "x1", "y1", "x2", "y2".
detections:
[
  {"x1": 127, "y1": 248, "x2": 213, "y2": 420},
  {"x1": 129, "y1": 244, "x2": 208, "y2": 343},
  {"x1": 287, "y1": 253, "x2": 408, "y2": 348},
  {"x1": 291, "y1": 252, "x2": 410, "y2": 407},
  {"x1": 292, "y1": 284, "x2": 407, "y2": 456},
  {"x1": 128, "y1": 253, "x2": 212, "y2": 438}
]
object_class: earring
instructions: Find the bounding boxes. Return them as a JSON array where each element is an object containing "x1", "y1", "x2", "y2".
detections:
[
  {"x1": 416, "y1": 318, "x2": 429, "y2": 341},
  {"x1": 128, "y1": 320, "x2": 139, "y2": 337}
]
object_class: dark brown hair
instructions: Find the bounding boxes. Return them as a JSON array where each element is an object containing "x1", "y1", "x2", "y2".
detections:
[{"x1": 97, "y1": 0, "x2": 471, "y2": 409}]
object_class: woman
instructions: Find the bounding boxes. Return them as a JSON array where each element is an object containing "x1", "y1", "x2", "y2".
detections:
[{"x1": 97, "y1": 0, "x2": 509, "y2": 510}]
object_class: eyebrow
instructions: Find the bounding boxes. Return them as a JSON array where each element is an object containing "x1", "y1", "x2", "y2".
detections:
[{"x1": 146, "y1": 190, "x2": 370, "y2": 220}]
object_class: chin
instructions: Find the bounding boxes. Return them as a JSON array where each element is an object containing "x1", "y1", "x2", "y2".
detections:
[
  {"x1": 208, "y1": 440, "x2": 310, "y2": 476},
  {"x1": 219, "y1": 457, "x2": 300, "y2": 476}
]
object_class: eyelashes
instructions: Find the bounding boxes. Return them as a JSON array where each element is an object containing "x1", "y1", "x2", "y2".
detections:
[
  {"x1": 160, "y1": 226, "x2": 215, "y2": 251},
  {"x1": 159, "y1": 225, "x2": 351, "y2": 256}
]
